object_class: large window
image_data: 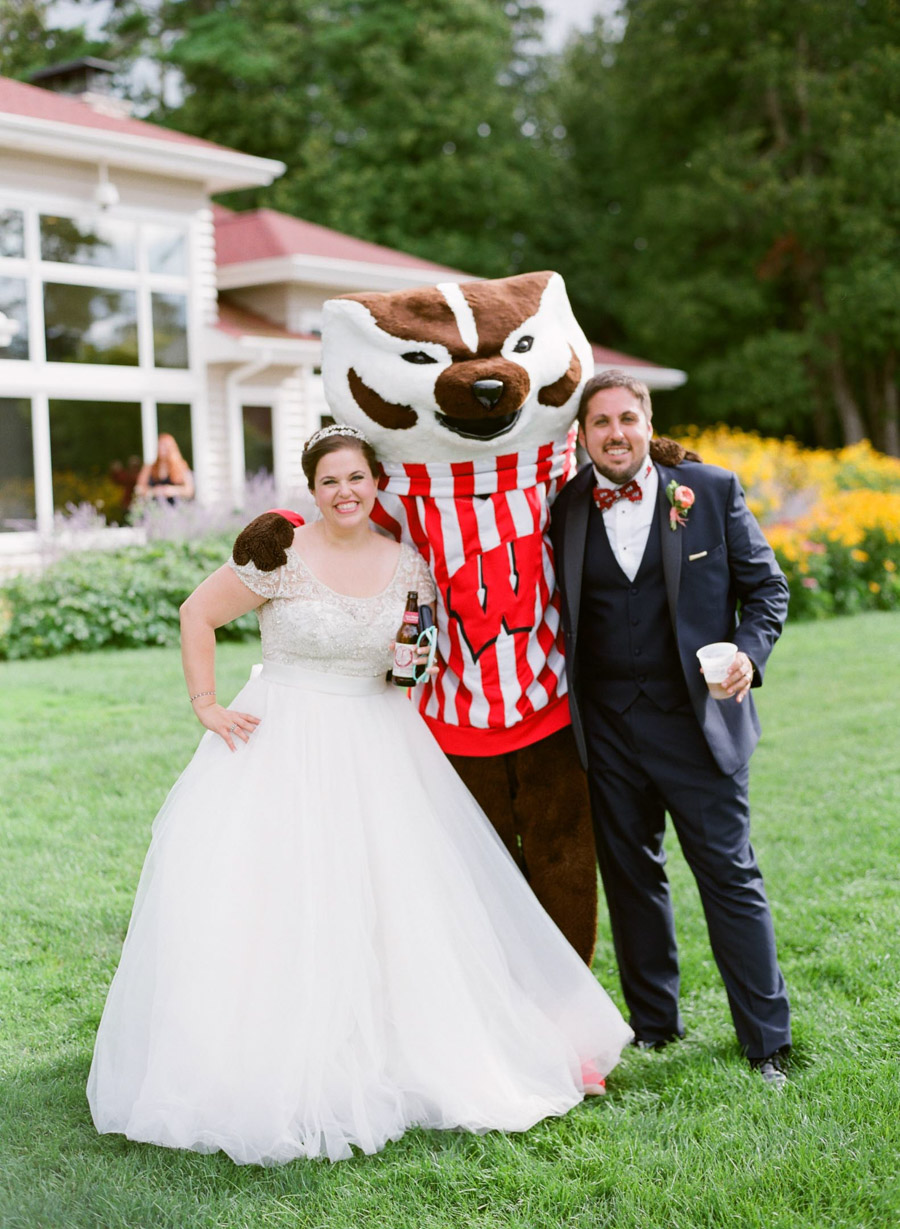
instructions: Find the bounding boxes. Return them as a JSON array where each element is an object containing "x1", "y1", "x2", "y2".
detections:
[
  {"x1": 157, "y1": 403, "x2": 193, "y2": 468},
  {"x1": 40, "y1": 214, "x2": 136, "y2": 270},
  {"x1": 147, "y1": 226, "x2": 188, "y2": 276},
  {"x1": 44, "y1": 284, "x2": 139, "y2": 365},
  {"x1": 0, "y1": 204, "x2": 199, "y2": 534},
  {"x1": 243, "y1": 405, "x2": 274, "y2": 476},
  {"x1": 0, "y1": 399, "x2": 34, "y2": 531},
  {"x1": 0, "y1": 209, "x2": 192, "y2": 371},
  {"x1": 49, "y1": 400, "x2": 144, "y2": 525},
  {"x1": 151, "y1": 293, "x2": 189, "y2": 368},
  {"x1": 0, "y1": 209, "x2": 24, "y2": 259},
  {"x1": 0, "y1": 277, "x2": 29, "y2": 359}
]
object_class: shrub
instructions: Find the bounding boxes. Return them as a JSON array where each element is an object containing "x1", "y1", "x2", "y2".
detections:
[
  {"x1": 765, "y1": 494, "x2": 900, "y2": 619},
  {"x1": 3, "y1": 430, "x2": 897, "y2": 658},
  {"x1": 0, "y1": 536, "x2": 259, "y2": 660},
  {"x1": 675, "y1": 428, "x2": 900, "y2": 621}
]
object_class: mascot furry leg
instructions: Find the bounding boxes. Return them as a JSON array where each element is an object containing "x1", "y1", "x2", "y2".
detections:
[{"x1": 449, "y1": 727, "x2": 598, "y2": 961}]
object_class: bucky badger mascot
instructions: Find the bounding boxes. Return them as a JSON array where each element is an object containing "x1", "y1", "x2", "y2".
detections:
[{"x1": 236, "y1": 271, "x2": 691, "y2": 962}]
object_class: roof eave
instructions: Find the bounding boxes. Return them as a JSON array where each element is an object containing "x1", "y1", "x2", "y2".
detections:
[
  {"x1": 205, "y1": 324, "x2": 321, "y2": 364},
  {"x1": 216, "y1": 253, "x2": 471, "y2": 293},
  {"x1": 0, "y1": 111, "x2": 284, "y2": 193}
]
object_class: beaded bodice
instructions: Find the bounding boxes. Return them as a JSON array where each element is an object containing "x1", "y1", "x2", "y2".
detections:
[{"x1": 228, "y1": 542, "x2": 436, "y2": 677}]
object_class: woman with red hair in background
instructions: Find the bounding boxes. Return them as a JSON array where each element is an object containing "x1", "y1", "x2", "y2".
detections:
[{"x1": 135, "y1": 433, "x2": 194, "y2": 505}]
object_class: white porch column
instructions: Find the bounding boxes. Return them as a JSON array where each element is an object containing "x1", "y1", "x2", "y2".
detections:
[
  {"x1": 31, "y1": 392, "x2": 53, "y2": 534},
  {"x1": 141, "y1": 396, "x2": 159, "y2": 463}
]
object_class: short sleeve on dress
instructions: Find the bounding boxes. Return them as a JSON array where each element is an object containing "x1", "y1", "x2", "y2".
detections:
[
  {"x1": 408, "y1": 547, "x2": 437, "y2": 606},
  {"x1": 227, "y1": 556, "x2": 284, "y2": 600}
]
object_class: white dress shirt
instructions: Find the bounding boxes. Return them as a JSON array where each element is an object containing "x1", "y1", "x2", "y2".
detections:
[{"x1": 592, "y1": 457, "x2": 658, "y2": 583}]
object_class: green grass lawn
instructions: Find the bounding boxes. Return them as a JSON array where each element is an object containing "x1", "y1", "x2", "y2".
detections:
[{"x1": 1, "y1": 613, "x2": 899, "y2": 1229}]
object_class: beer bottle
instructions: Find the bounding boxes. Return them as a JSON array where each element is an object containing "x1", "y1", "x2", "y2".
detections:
[{"x1": 391, "y1": 590, "x2": 419, "y2": 687}]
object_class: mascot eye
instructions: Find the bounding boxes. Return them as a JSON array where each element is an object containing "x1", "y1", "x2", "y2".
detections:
[
  {"x1": 401, "y1": 351, "x2": 439, "y2": 364},
  {"x1": 512, "y1": 335, "x2": 534, "y2": 353}
]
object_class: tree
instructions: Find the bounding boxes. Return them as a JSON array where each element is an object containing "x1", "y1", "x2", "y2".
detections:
[
  {"x1": 0, "y1": 0, "x2": 109, "y2": 79},
  {"x1": 557, "y1": 0, "x2": 900, "y2": 451},
  {"x1": 103, "y1": 0, "x2": 556, "y2": 279}
]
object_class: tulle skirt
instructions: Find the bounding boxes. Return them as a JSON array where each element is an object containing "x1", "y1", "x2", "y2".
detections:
[{"x1": 87, "y1": 661, "x2": 632, "y2": 1164}]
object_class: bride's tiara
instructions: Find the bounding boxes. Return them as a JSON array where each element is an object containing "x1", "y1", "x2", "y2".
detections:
[{"x1": 303, "y1": 423, "x2": 371, "y2": 451}]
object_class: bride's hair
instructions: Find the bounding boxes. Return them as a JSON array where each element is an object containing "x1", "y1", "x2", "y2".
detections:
[{"x1": 302, "y1": 428, "x2": 380, "y2": 489}]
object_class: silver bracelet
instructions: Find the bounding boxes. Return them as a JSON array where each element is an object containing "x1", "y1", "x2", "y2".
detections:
[{"x1": 189, "y1": 689, "x2": 216, "y2": 703}]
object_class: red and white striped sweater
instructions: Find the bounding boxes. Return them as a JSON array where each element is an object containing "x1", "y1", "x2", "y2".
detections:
[{"x1": 371, "y1": 432, "x2": 577, "y2": 756}]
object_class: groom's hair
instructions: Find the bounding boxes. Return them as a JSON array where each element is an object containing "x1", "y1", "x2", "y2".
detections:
[{"x1": 578, "y1": 370, "x2": 653, "y2": 426}]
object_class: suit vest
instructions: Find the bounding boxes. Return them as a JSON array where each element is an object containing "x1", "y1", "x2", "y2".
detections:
[{"x1": 578, "y1": 499, "x2": 691, "y2": 713}]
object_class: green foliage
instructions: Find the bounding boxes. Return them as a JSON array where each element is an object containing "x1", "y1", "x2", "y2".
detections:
[
  {"x1": 2, "y1": 618, "x2": 900, "y2": 1226},
  {"x1": 0, "y1": 537, "x2": 258, "y2": 660},
  {"x1": 9, "y1": 0, "x2": 899, "y2": 456},
  {"x1": 117, "y1": 0, "x2": 556, "y2": 278},
  {"x1": 774, "y1": 528, "x2": 900, "y2": 620},
  {"x1": 0, "y1": 0, "x2": 114, "y2": 80},
  {"x1": 554, "y1": 0, "x2": 900, "y2": 452}
]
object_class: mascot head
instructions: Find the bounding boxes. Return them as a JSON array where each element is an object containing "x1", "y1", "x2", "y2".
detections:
[{"x1": 321, "y1": 271, "x2": 592, "y2": 462}]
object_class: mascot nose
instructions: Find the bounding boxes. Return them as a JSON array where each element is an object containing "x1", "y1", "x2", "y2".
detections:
[{"x1": 472, "y1": 379, "x2": 505, "y2": 410}]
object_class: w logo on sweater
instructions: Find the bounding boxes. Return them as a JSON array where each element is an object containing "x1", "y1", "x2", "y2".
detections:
[{"x1": 446, "y1": 538, "x2": 542, "y2": 660}]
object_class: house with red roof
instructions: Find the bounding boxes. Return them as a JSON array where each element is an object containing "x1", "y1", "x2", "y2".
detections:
[{"x1": 0, "y1": 64, "x2": 684, "y2": 571}]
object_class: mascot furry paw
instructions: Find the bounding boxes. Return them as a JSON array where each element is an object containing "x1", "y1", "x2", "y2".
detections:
[
  {"x1": 233, "y1": 510, "x2": 302, "y2": 571},
  {"x1": 237, "y1": 271, "x2": 694, "y2": 963}
]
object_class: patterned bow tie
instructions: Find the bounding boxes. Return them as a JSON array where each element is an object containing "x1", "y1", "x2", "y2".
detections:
[{"x1": 593, "y1": 478, "x2": 643, "y2": 512}]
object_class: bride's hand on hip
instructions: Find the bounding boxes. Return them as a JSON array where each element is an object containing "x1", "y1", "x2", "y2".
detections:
[{"x1": 194, "y1": 701, "x2": 261, "y2": 751}]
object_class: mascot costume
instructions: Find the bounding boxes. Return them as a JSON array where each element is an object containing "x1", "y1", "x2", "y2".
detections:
[{"x1": 235, "y1": 271, "x2": 692, "y2": 962}]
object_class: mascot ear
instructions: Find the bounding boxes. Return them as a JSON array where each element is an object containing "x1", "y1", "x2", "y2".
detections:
[
  {"x1": 233, "y1": 510, "x2": 303, "y2": 572},
  {"x1": 649, "y1": 436, "x2": 703, "y2": 466}
]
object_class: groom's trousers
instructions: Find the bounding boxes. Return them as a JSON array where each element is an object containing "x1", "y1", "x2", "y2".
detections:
[{"x1": 583, "y1": 692, "x2": 791, "y2": 1060}]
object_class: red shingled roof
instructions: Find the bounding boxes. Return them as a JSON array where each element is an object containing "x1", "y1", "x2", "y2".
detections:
[
  {"x1": 592, "y1": 343, "x2": 663, "y2": 370},
  {"x1": 0, "y1": 74, "x2": 238, "y2": 154},
  {"x1": 213, "y1": 205, "x2": 467, "y2": 275}
]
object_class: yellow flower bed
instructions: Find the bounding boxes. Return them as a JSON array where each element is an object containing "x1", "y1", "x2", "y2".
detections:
[
  {"x1": 673, "y1": 427, "x2": 900, "y2": 617},
  {"x1": 675, "y1": 429, "x2": 900, "y2": 523},
  {"x1": 799, "y1": 490, "x2": 900, "y2": 546}
]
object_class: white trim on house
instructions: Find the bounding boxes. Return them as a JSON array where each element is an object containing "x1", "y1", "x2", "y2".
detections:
[
  {"x1": 0, "y1": 111, "x2": 284, "y2": 194},
  {"x1": 218, "y1": 254, "x2": 472, "y2": 295},
  {"x1": 209, "y1": 329, "x2": 322, "y2": 364},
  {"x1": 212, "y1": 334, "x2": 327, "y2": 510}
]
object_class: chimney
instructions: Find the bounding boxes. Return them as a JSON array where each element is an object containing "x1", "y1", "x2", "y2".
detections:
[{"x1": 29, "y1": 58, "x2": 133, "y2": 118}]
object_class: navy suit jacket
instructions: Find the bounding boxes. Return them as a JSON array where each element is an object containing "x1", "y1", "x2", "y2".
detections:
[{"x1": 549, "y1": 459, "x2": 789, "y2": 777}]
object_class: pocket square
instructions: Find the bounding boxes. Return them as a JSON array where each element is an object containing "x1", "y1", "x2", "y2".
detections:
[{"x1": 688, "y1": 551, "x2": 708, "y2": 561}]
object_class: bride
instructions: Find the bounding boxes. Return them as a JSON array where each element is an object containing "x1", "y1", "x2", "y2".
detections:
[{"x1": 87, "y1": 424, "x2": 632, "y2": 1165}]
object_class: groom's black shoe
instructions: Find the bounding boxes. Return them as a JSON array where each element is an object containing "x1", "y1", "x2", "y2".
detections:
[
  {"x1": 630, "y1": 1034, "x2": 679, "y2": 1052},
  {"x1": 749, "y1": 1048, "x2": 790, "y2": 1089}
]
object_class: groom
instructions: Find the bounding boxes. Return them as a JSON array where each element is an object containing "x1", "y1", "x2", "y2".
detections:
[{"x1": 549, "y1": 370, "x2": 792, "y2": 1086}]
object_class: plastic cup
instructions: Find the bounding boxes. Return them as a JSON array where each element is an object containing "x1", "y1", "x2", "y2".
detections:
[{"x1": 696, "y1": 642, "x2": 738, "y2": 700}]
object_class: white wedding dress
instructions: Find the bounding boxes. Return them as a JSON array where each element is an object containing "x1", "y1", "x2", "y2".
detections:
[{"x1": 87, "y1": 542, "x2": 632, "y2": 1164}]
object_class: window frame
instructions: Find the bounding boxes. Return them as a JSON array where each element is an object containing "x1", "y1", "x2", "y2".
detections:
[
  {"x1": 0, "y1": 200, "x2": 193, "y2": 371},
  {"x1": 0, "y1": 194, "x2": 203, "y2": 542}
]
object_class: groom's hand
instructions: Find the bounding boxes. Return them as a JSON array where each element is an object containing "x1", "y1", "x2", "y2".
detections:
[{"x1": 722, "y1": 651, "x2": 754, "y2": 703}]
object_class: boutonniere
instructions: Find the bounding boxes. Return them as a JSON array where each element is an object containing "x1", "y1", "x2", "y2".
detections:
[{"x1": 666, "y1": 481, "x2": 695, "y2": 531}]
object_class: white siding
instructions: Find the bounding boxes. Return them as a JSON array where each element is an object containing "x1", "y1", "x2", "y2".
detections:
[
  {"x1": 224, "y1": 284, "x2": 290, "y2": 328},
  {"x1": 203, "y1": 366, "x2": 233, "y2": 505},
  {"x1": 274, "y1": 365, "x2": 322, "y2": 495}
]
